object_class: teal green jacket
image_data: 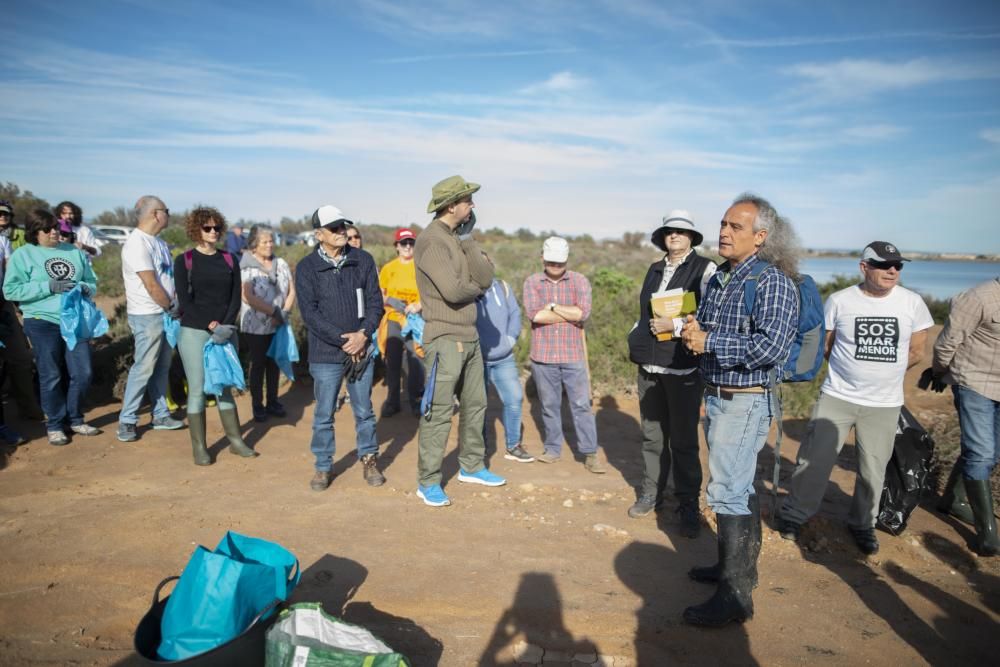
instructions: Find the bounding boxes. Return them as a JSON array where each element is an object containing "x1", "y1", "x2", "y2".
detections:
[{"x1": 2, "y1": 243, "x2": 98, "y2": 324}]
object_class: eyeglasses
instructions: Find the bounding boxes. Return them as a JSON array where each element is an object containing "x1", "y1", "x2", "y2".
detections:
[
  {"x1": 155, "y1": 208, "x2": 170, "y2": 216},
  {"x1": 40, "y1": 223, "x2": 59, "y2": 232},
  {"x1": 397, "y1": 239, "x2": 415, "y2": 247},
  {"x1": 202, "y1": 225, "x2": 222, "y2": 233},
  {"x1": 347, "y1": 234, "x2": 360, "y2": 240},
  {"x1": 666, "y1": 229, "x2": 689, "y2": 236},
  {"x1": 866, "y1": 260, "x2": 903, "y2": 271},
  {"x1": 323, "y1": 224, "x2": 348, "y2": 235},
  {"x1": 0, "y1": 212, "x2": 11, "y2": 219}
]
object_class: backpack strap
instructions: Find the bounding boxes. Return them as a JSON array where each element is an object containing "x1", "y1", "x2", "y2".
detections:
[
  {"x1": 741, "y1": 258, "x2": 770, "y2": 320},
  {"x1": 184, "y1": 249, "x2": 234, "y2": 296}
]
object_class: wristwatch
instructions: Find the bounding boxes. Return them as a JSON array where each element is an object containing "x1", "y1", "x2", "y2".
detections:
[{"x1": 548, "y1": 303, "x2": 556, "y2": 312}]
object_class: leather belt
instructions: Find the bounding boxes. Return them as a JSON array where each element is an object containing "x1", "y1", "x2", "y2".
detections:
[{"x1": 705, "y1": 384, "x2": 767, "y2": 400}]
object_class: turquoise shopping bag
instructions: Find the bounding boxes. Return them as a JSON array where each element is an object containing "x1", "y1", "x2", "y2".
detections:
[
  {"x1": 266, "y1": 323, "x2": 299, "y2": 381},
  {"x1": 203, "y1": 340, "x2": 246, "y2": 395},
  {"x1": 60, "y1": 285, "x2": 108, "y2": 350}
]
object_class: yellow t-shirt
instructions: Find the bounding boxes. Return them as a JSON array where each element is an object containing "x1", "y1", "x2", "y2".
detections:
[{"x1": 379, "y1": 257, "x2": 419, "y2": 326}]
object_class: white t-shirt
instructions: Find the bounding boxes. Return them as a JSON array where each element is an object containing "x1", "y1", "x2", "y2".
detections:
[
  {"x1": 121, "y1": 228, "x2": 175, "y2": 315},
  {"x1": 822, "y1": 284, "x2": 933, "y2": 407}
]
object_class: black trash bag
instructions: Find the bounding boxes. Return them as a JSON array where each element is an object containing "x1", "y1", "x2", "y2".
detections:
[{"x1": 877, "y1": 406, "x2": 935, "y2": 535}]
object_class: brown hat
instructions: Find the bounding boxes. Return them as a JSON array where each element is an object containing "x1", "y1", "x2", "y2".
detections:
[{"x1": 427, "y1": 175, "x2": 480, "y2": 213}]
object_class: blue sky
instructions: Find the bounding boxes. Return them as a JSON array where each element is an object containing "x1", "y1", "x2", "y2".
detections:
[{"x1": 2, "y1": 0, "x2": 999, "y2": 253}]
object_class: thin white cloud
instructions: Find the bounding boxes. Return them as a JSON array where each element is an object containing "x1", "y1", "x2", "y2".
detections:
[
  {"x1": 842, "y1": 124, "x2": 907, "y2": 140},
  {"x1": 785, "y1": 57, "x2": 1000, "y2": 99},
  {"x1": 375, "y1": 47, "x2": 578, "y2": 64},
  {"x1": 519, "y1": 71, "x2": 589, "y2": 95},
  {"x1": 982, "y1": 128, "x2": 1000, "y2": 145},
  {"x1": 697, "y1": 30, "x2": 1000, "y2": 48}
]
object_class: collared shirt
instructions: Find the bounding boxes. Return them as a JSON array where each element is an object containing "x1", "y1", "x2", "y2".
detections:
[
  {"x1": 934, "y1": 277, "x2": 1000, "y2": 401},
  {"x1": 523, "y1": 270, "x2": 592, "y2": 364},
  {"x1": 318, "y1": 244, "x2": 348, "y2": 269},
  {"x1": 697, "y1": 253, "x2": 798, "y2": 387}
]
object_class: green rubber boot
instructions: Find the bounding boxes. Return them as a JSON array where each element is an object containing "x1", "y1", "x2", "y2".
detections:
[
  {"x1": 188, "y1": 412, "x2": 211, "y2": 466},
  {"x1": 937, "y1": 462, "x2": 974, "y2": 525},
  {"x1": 964, "y1": 478, "x2": 999, "y2": 557},
  {"x1": 219, "y1": 408, "x2": 258, "y2": 458}
]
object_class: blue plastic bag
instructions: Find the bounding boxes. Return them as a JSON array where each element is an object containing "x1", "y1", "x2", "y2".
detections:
[
  {"x1": 266, "y1": 323, "x2": 299, "y2": 381},
  {"x1": 400, "y1": 312, "x2": 425, "y2": 345},
  {"x1": 203, "y1": 340, "x2": 246, "y2": 395},
  {"x1": 60, "y1": 285, "x2": 108, "y2": 350},
  {"x1": 158, "y1": 531, "x2": 300, "y2": 661},
  {"x1": 163, "y1": 312, "x2": 180, "y2": 349}
]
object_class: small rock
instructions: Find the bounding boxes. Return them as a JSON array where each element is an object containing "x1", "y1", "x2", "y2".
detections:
[
  {"x1": 519, "y1": 483, "x2": 536, "y2": 493},
  {"x1": 563, "y1": 499, "x2": 574, "y2": 508},
  {"x1": 511, "y1": 640, "x2": 543, "y2": 664}
]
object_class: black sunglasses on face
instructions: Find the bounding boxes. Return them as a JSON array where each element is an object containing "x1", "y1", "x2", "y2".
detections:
[
  {"x1": 397, "y1": 239, "x2": 415, "y2": 247},
  {"x1": 867, "y1": 260, "x2": 903, "y2": 271},
  {"x1": 202, "y1": 225, "x2": 222, "y2": 233}
]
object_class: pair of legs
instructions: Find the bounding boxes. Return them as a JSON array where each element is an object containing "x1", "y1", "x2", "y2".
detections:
[
  {"x1": 636, "y1": 367, "x2": 704, "y2": 505},
  {"x1": 485, "y1": 355, "x2": 523, "y2": 451},
  {"x1": 243, "y1": 332, "x2": 282, "y2": 416},
  {"x1": 119, "y1": 312, "x2": 174, "y2": 426},
  {"x1": 1, "y1": 301, "x2": 43, "y2": 419},
  {"x1": 952, "y1": 384, "x2": 1000, "y2": 555},
  {"x1": 417, "y1": 338, "x2": 488, "y2": 487},
  {"x1": 781, "y1": 392, "x2": 898, "y2": 531},
  {"x1": 23, "y1": 318, "x2": 92, "y2": 434},
  {"x1": 530, "y1": 360, "x2": 598, "y2": 457},
  {"x1": 383, "y1": 320, "x2": 424, "y2": 413},
  {"x1": 309, "y1": 360, "x2": 377, "y2": 472}
]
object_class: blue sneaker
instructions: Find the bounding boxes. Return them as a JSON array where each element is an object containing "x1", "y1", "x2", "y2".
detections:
[
  {"x1": 416, "y1": 484, "x2": 451, "y2": 507},
  {"x1": 457, "y1": 468, "x2": 507, "y2": 487}
]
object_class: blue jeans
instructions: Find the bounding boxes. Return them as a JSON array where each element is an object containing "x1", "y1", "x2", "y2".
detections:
[
  {"x1": 485, "y1": 355, "x2": 523, "y2": 449},
  {"x1": 23, "y1": 318, "x2": 93, "y2": 432},
  {"x1": 310, "y1": 360, "x2": 377, "y2": 472},
  {"x1": 703, "y1": 391, "x2": 773, "y2": 515},
  {"x1": 119, "y1": 313, "x2": 174, "y2": 425},
  {"x1": 530, "y1": 360, "x2": 598, "y2": 455},
  {"x1": 954, "y1": 385, "x2": 1000, "y2": 481}
]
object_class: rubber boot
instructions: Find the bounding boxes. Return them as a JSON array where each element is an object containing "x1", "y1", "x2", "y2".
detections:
[
  {"x1": 683, "y1": 513, "x2": 756, "y2": 627},
  {"x1": 964, "y1": 478, "x2": 1000, "y2": 557},
  {"x1": 218, "y1": 407, "x2": 258, "y2": 457},
  {"x1": 188, "y1": 412, "x2": 211, "y2": 466},
  {"x1": 937, "y1": 462, "x2": 975, "y2": 526},
  {"x1": 689, "y1": 494, "x2": 761, "y2": 589}
]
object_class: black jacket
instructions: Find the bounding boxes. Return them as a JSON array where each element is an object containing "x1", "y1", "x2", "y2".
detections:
[{"x1": 627, "y1": 252, "x2": 714, "y2": 370}]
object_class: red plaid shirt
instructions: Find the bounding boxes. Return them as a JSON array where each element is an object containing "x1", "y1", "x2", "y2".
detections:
[{"x1": 523, "y1": 270, "x2": 592, "y2": 364}]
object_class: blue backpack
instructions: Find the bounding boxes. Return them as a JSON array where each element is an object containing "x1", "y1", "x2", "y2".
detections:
[{"x1": 742, "y1": 259, "x2": 825, "y2": 383}]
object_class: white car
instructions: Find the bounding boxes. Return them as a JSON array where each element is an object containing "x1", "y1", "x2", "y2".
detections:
[{"x1": 93, "y1": 225, "x2": 132, "y2": 245}]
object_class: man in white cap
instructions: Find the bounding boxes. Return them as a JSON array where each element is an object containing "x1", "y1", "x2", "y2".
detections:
[
  {"x1": 778, "y1": 241, "x2": 933, "y2": 556},
  {"x1": 295, "y1": 205, "x2": 385, "y2": 492},
  {"x1": 523, "y1": 236, "x2": 605, "y2": 473}
]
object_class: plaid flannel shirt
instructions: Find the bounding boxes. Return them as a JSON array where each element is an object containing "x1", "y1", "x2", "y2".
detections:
[
  {"x1": 523, "y1": 270, "x2": 591, "y2": 364},
  {"x1": 696, "y1": 254, "x2": 798, "y2": 387}
]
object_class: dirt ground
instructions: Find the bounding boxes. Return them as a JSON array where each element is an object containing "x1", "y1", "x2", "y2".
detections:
[{"x1": 1, "y1": 330, "x2": 998, "y2": 666}]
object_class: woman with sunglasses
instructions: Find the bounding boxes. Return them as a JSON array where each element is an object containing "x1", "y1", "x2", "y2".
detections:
[
  {"x1": 238, "y1": 225, "x2": 295, "y2": 422},
  {"x1": 346, "y1": 227, "x2": 363, "y2": 249},
  {"x1": 3, "y1": 209, "x2": 99, "y2": 445},
  {"x1": 378, "y1": 228, "x2": 424, "y2": 418},
  {"x1": 173, "y1": 207, "x2": 257, "y2": 465}
]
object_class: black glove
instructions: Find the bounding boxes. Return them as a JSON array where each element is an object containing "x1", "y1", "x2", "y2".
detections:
[
  {"x1": 79, "y1": 283, "x2": 94, "y2": 297},
  {"x1": 210, "y1": 323, "x2": 237, "y2": 344},
  {"x1": 456, "y1": 210, "x2": 477, "y2": 240},
  {"x1": 167, "y1": 298, "x2": 181, "y2": 319},
  {"x1": 917, "y1": 367, "x2": 948, "y2": 393},
  {"x1": 346, "y1": 350, "x2": 371, "y2": 383},
  {"x1": 49, "y1": 279, "x2": 75, "y2": 294}
]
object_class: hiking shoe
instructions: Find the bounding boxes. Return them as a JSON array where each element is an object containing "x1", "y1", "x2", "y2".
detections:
[
  {"x1": 536, "y1": 451, "x2": 561, "y2": 464},
  {"x1": 70, "y1": 423, "x2": 101, "y2": 436},
  {"x1": 417, "y1": 484, "x2": 451, "y2": 507},
  {"x1": 677, "y1": 500, "x2": 702, "y2": 538},
  {"x1": 48, "y1": 430, "x2": 70, "y2": 446},
  {"x1": 266, "y1": 401, "x2": 286, "y2": 418},
  {"x1": 361, "y1": 454, "x2": 385, "y2": 487},
  {"x1": 380, "y1": 402, "x2": 400, "y2": 419},
  {"x1": 777, "y1": 517, "x2": 802, "y2": 542},
  {"x1": 629, "y1": 492, "x2": 658, "y2": 518},
  {"x1": 850, "y1": 526, "x2": 880, "y2": 555},
  {"x1": 0, "y1": 425, "x2": 25, "y2": 446},
  {"x1": 458, "y1": 468, "x2": 507, "y2": 487},
  {"x1": 151, "y1": 415, "x2": 184, "y2": 430},
  {"x1": 310, "y1": 470, "x2": 333, "y2": 491},
  {"x1": 504, "y1": 444, "x2": 534, "y2": 463},
  {"x1": 584, "y1": 454, "x2": 606, "y2": 474},
  {"x1": 253, "y1": 406, "x2": 269, "y2": 423},
  {"x1": 116, "y1": 422, "x2": 138, "y2": 442}
]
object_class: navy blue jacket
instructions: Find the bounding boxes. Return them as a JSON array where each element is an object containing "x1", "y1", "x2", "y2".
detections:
[{"x1": 294, "y1": 245, "x2": 384, "y2": 364}]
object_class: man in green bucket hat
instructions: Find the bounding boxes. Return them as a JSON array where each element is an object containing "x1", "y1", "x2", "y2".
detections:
[{"x1": 413, "y1": 175, "x2": 505, "y2": 506}]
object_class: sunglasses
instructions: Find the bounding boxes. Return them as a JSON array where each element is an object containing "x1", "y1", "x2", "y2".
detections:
[
  {"x1": 347, "y1": 234, "x2": 360, "y2": 240},
  {"x1": 40, "y1": 223, "x2": 59, "y2": 232},
  {"x1": 867, "y1": 260, "x2": 903, "y2": 271},
  {"x1": 201, "y1": 225, "x2": 222, "y2": 233},
  {"x1": 397, "y1": 239, "x2": 415, "y2": 247}
]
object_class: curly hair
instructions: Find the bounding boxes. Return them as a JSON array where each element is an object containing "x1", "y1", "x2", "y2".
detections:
[
  {"x1": 184, "y1": 206, "x2": 227, "y2": 243},
  {"x1": 732, "y1": 192, "x2": 801, "y2": 279},
  {"x1": 25, "y1": 209, "x2": 57, "y2": 245},
  {"x1": 55, "y1": 200, "x2": 82, "y2": 223}
]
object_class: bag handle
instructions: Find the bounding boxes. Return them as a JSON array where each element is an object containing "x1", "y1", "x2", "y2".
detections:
[
  {"x1": 245, "y1": 598, "x2": 282, "y2": 633},
  {"x1": 152, "y1": 575, "x2": 180, "y2": 605},
  {"x1": 286, "y1": 559, "x2": 301, "y2": 592}
]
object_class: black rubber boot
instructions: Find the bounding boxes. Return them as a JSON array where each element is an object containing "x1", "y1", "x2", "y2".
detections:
[
  {"x1": 689, "y1": 494, "x2": 761, "y2": 589},
  {"x1": 964, "y1": 478, "x2": 1000, "y2": 557},
  {"x1": 938, "y1": 462, "x2": 975, "y2": 526},
  {"x1": 683, "y1": 513, "x2": 756, "y2": 627},
  {"x1": 219, "y1": 408, "x2": 258, "y2": 458},
  {"x1": 188, "y1": 412, "x2": 211, "y2": 466}
]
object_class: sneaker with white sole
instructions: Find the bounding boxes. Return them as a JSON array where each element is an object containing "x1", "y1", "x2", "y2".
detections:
[
  {"x1": 48, "y1": 430, "x2": 70, "y2": 446},
  {"x1": 116, "y1": 422, "x2": 138, "y2": 442},
  {"x1": 417, "y1": 484, "x2": 451, "y2": 507},
  {"x1": 152, "y1": 415, "x2": 184, "y2": 430},
  {"x1": 504, "y1": 444, "x2": 534, "y2": 463},
  {"x1": 70, "y1": 423, "x2": 101, "y2": 436},
  {"x1": 536, "y1": 451, "x2": 561, "y2": 464},
  {"x1": 457, "y1": 468, "x2": 507, "y2": 487}
]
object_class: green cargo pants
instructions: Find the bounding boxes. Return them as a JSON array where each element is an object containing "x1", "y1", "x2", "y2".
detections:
[{"x1": 417, "y1": 337, "x2": 487, "y2": 487}]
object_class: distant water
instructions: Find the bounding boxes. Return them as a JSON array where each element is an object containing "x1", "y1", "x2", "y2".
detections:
[{"x1": 801, "y1": 257, "x2": 1000, "y2": 300}]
